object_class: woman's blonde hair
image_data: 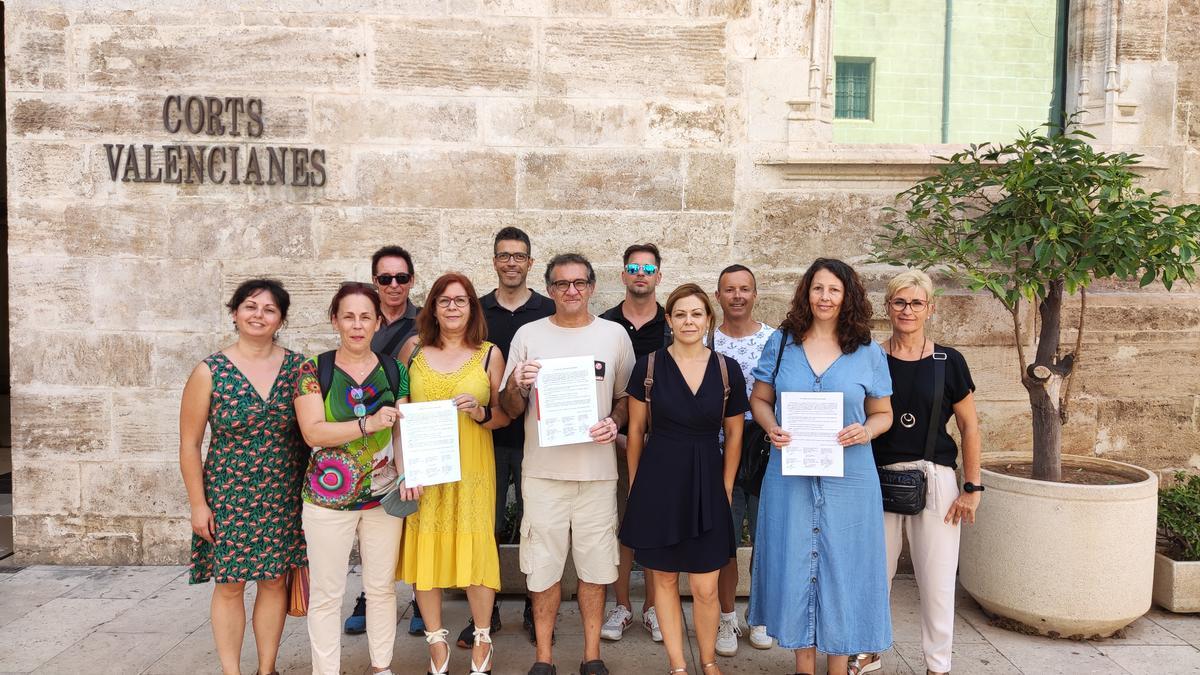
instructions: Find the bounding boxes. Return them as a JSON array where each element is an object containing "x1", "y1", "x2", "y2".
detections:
[{"x1": 885, "y1": 269, "x2": 935, "y2": 303}]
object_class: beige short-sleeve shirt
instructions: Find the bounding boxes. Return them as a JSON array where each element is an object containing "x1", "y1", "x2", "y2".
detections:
[{"x1": 502, "y1": 316, "x2": 635, "y2": 481}]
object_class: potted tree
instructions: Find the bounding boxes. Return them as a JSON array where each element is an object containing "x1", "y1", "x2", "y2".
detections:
[
  {"x1": 1155, "y1": 472, "x2": 1200, "y2": 612},
  {"x1": 874, "y1": 125, "x2": 1200, "y2": 637}
]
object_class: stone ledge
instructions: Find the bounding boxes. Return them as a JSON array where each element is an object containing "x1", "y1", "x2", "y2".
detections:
[{"x1": 757, "y1": 143, "x2": 1169, "y2": 189}]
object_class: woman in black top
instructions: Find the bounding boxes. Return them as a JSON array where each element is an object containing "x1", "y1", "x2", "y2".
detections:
[
  {"x1": 620, "y1": 283, "x2": 750, "y2": 675},
  {"x1": 852, "y1": 270, "x2": 981, "y2": 675}
]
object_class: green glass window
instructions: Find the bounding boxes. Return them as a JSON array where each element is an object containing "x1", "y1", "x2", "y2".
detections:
[{"x1": 835, "y1": 60, "x2": 873, "y2": 120}]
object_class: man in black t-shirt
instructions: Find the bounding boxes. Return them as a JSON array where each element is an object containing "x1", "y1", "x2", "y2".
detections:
[
  {"x1": 346, "y1": 245, "x2": 422, "y2": 637},
  {"x1": 598, "y1": 243, "x2": 672, "y2": 643},
  {"x1": 369, "y1": 245, "x2": 421, "y2": 359},
  {"x1": 465, "y1": 226, "x2": 555, "y2": 648}
]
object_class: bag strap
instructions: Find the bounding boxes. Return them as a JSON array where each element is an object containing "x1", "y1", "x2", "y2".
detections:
[
  {"x1": 316, "y1": 350, "x2": 337, "y2": 398},
  {"x1": 644, "y1": 351, "x2": 657, "y2": 432},
  {"x1": 406, "y1": 342, "x2": 422, "y2": 368},
  {"x1": 923, "y1": 351, "x2": 947, "y2": 461},
  {"x1": 772, "y1": 333, "x2": 787, "y2": 381},
  {"x1": 376, "y1": 352, "x2": 402, "y2": 400},
  {"x1": 483, "y1": 344, "x2": 495, "y2": 371},
  {"x1": 717, "y1": 353, "x2": 730, "y2": 418}
]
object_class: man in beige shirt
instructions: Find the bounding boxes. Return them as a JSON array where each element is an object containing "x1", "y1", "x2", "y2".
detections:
[{"x1": 500, "y1": 253, "x2": 636, "y2": 675}]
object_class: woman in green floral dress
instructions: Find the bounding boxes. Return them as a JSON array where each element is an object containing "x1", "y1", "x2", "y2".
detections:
[{"x1": 180, "y1": 279, "x2": 307, "y2": 675}]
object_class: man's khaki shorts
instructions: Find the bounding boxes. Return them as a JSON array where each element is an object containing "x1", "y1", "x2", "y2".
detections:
[{"x1": 520, "y1": 476, "x2": 619, "y2": 593}]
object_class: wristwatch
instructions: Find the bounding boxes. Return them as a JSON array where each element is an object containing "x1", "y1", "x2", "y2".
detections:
[{"x1": 963, "y1": 482, "x2": 985, "y2": 493}]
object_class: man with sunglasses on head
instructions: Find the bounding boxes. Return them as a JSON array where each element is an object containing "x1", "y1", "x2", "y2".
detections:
[
  {"x1": 343, "y1": 245, "x2": 422, "y2": 638},
  {"x1": 371, "y1": 245, "x2": 420, "y2": 359},
  {"x1": 446, "y1": 226, "x2": 555, "y2": 649},
  {"x1": 501, "y1": 253, "x2": 636, "y2": 675},
  {"x1": 598, "y1": 243, "x2": 671, "y2": 644}
]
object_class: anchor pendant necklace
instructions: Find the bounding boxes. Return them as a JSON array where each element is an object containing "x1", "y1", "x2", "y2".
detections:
[{"x1": 887, "y1": 336, "x2": 928, "y2": 430}]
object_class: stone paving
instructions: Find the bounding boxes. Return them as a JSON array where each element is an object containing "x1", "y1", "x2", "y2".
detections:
[{"x1": 0, "y1": 565, "x2": 1197, "y2": 674}]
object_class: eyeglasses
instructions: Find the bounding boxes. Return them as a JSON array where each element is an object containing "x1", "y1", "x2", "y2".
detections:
[
  {"x1": 435, "y1": 296, "x2": 470, "y2": 308},
  {"x1": 494, "y1": 252, "x2": 530, "y2": 263},
  {"x1": 550, "y1": 279, "x2": 591, "y2": 293},
  {"x1": 889, "y1": 299, "x2": 929, "y2": 313},
  {"x1": 624, "y1": 263, "x2": 658, "y2": 276},
  {"x1": 375, "y1": 273, "x2": 412, "y2": 286},
  {"x1": 350, "y1": 387, "x2": 367, "y2": 418}
]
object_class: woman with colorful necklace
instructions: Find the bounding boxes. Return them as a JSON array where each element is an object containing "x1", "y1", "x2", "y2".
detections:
[
  {"x1": 851, "y1": 270, "x2": 981, "y2": 675},
  {"x1": 294, "y1": 282, "x2": 419, "y2": 675}
]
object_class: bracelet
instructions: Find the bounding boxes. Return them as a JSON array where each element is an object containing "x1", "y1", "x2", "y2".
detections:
[
  {"x1": 357, "y1": 417, "x2": 367, "y2": 437},
  {"x1": 478, "y1": 406, "x2": 493, "y2": 425}
]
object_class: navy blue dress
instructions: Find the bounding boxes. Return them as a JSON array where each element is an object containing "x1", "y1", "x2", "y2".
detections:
[{"x1": 618, "y1": 349, "x2": 750, "y2": 573}]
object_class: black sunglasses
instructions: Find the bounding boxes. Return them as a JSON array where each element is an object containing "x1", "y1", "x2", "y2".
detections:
[{"x1": 375, "y1": 273, "x2": 412, "y2": 286}]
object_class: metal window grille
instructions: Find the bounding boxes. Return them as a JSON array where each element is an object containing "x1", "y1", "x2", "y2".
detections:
[{"x1": 835, "y1": 60, "x2": 872, "y2": 120}]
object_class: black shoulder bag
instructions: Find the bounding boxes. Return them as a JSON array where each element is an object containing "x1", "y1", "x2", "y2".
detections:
[
  {"x1": 738, "y1": 333, "x2": 787, "y2": 488},
  {"x1": 878, "y1": 351, "x2": 946, "y2": 515}
]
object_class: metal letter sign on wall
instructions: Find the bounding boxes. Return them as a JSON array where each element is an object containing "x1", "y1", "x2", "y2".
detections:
[{"x1": 102, "y1": 95, "x2": 327, "y2": 187}]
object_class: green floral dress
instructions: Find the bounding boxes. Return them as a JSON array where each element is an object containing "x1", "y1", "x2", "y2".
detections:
[{"x1": 189, "y1": 351, "x2": 308, "y2": 584}]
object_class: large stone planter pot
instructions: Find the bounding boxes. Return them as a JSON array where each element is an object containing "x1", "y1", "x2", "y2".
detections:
[
  {"x1": 1153, "y1": 552, "x2": 1200, "y2": 613},
  {"x1": 959, "y1": 452, "x2": 1158, "y2": 638}
]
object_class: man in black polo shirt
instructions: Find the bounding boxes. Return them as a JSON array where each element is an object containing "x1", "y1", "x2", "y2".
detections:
[
  {"x1": 598, "y1": 243, "x2": 672, "y2": 643},
  {"x1": 457, "y1": 226, "x2": 554, "y2": 647},
  {"x1": 345, "y1": 245, "x2": 424, "y2": 637},
  {"x1": 370, "y1": 245, "x2": 421, "y2": 359}
]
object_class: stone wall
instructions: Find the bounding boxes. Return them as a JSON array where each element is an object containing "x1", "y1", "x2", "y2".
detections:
[{"x1": 5, "y1": 0, "x2": 1199, "y2": 564}]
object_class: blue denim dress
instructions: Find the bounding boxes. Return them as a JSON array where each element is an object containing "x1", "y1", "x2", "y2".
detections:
[{"x1": 747, "y1": 332, "x2": 894, "y2": 654}]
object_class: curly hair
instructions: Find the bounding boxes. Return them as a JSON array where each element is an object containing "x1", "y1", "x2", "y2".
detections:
[{"x1": 779, "y1": 258, "x2": 874, "y2": 354}]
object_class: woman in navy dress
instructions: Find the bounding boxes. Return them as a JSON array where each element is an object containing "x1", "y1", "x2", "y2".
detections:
[
  {"x1": 747, "y1": 259, "x2": 894, "y2": 675},
  {"x1": 620, "y1": 283, "x2": 750, "y2": 675}
]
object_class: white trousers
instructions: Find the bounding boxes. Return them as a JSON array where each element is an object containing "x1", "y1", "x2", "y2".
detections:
[
  {"x1": 883, "y1": 461, "x2": 961, "y2": 674},
  {"x1": 302, "y1": 502, "x2": 404, "y2": 675}
]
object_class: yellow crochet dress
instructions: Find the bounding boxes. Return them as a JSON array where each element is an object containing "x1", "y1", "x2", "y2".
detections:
[{"x1": 397, "y1": 342, "x2": 500, "y2": 591}]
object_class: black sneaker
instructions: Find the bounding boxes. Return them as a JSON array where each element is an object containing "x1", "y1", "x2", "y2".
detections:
[
  {"x1": 456, "y1": 603, "x2": 502, "y2": 648},
  {"x1": 579, "y1": 659, "x2": 610, "y2": 675},
  {"x1": 522, "y1": 596, "x2": 555, "y2": 645},
  {"x1": 407, "y1": 598, "x2": 425, "y2": 636},
  {"x1": 343, "y1": 592, "x2": 366, "y2": 635}
]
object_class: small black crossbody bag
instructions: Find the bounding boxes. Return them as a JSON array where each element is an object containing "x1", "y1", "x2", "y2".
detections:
[{"x1": 878, "y1": 351, "x2": 946, "y2": 515}]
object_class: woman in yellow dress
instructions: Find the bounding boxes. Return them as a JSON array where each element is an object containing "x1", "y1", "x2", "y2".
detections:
[{"x1": 397, "y1": 272, "x2": 511, "y2": 675}]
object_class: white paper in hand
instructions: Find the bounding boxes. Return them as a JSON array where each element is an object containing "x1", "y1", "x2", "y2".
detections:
[
  {"x1": 398, "y1": 400, "x2": 461, "y2": 487},
  {"x1": 780, "y1": 392, "x2": 844, "y2": 477},
  {"x1": 534, "y1": 355, "x2": 599, "y2": 447}
]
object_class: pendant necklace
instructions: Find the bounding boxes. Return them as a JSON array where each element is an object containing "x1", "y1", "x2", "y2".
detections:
[{"x1": 887, "y1": 336, "x2": 928, "y2": 430}]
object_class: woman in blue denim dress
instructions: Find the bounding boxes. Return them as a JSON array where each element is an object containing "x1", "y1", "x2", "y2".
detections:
[{"x1": 747, "y1": 259, "x2": 894, "y2": 675}]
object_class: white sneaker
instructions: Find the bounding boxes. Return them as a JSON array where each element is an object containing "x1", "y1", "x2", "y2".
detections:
[
  {"x1": 748, "y1": 624, "x2": 773, "y2": 649},
  {"x1": 643, "y1": 606, "x2": 663, "y2": 642},
  {"x1": 715, "y1": 614, "x2": 742, "y2": 656},
  {"x1": 600, "y1": 604, "x2": 633, "y2": 641}
]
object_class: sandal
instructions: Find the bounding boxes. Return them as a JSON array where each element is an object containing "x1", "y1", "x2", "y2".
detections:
[
  {"x1": 702, "y1": 662, "x2": 720, "y2": 673},
  {"x1": 849, "y1": 653, "x2": 881, "y2": 675},
  {"x1": 424, "y1": 628, "x2": 450, "y2": 675},
  {"x1": 469, "y1": 625, "x2": 493, "y2": 675},
  {"x1": 668, "y1": 668, "x2": 687, "y2": 674}
]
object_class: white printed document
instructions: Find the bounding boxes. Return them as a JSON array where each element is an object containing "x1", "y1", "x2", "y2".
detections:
[
  {"x1": 397, "y1": 400, "x2": 461, "y2": 487},
  {"x1": 780, "y1": 392, "x2": 844, "y2": 477},
  {"x1": 535, "y1": 355, "x2": 599, "y2": 447}
]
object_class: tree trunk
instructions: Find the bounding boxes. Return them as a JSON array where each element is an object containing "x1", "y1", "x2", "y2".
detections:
[{"x1": 1026, "y1": 279, "x2": 1066, "y2": 482}]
